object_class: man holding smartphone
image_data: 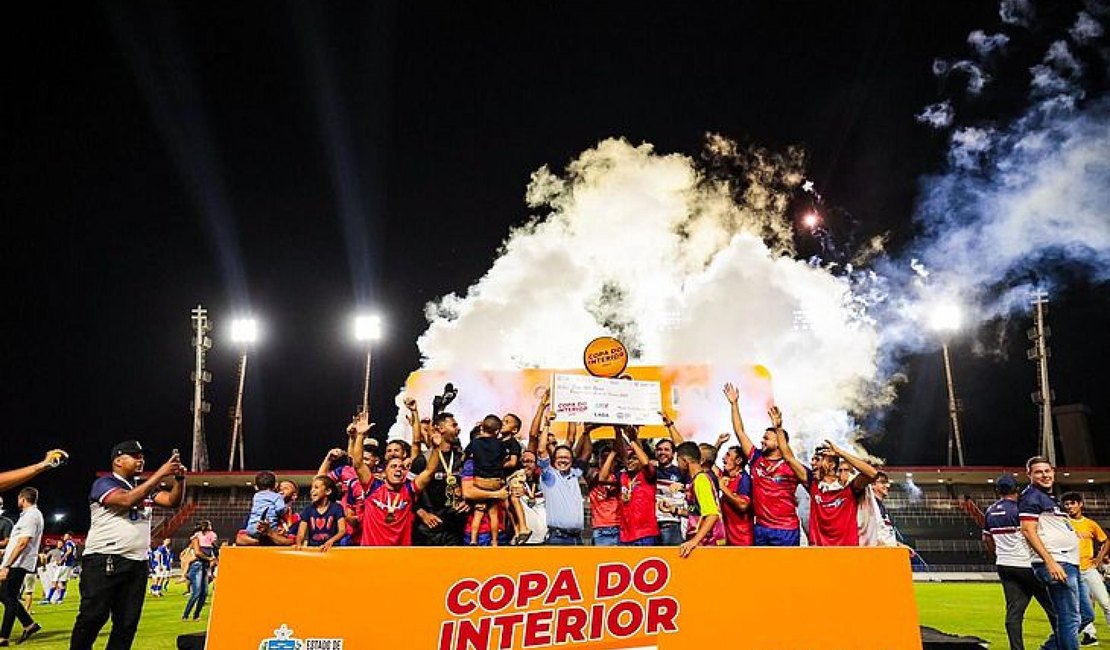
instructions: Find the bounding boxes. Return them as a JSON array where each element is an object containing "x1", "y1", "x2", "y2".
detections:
[{"x1": 69, "y1": 441, "x2": 185, "y2": 650}]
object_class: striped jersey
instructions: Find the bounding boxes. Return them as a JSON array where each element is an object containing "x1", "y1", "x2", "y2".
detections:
[
  {"x1": 983, "y1": 497, "x2": 1033, "y2": 568},
  {"x1": 1018, "y1": 485, "x2": 1079, "y2": 566}
]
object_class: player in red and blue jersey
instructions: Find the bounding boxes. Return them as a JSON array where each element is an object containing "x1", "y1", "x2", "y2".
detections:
[
  {"x1": 599, "y1": 426, "x2": 659, "y2": 546},
  {"x1": 348, "y1": 411, "x2": 442, "y2": 546},
  {"x1": 723, "y1": 383, "x2": 808, "y2": 546},
  {"x1": 806, "y1": 440, "x2": 878, "y2": 546}
]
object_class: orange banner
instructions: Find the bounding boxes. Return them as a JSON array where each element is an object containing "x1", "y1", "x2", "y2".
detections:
[
  {"x1": 206, "y1": 547, "x2": 920, "y2": 649},
  {"x1": 403, "y1": 364, "x2": 775, "y2": 442}
]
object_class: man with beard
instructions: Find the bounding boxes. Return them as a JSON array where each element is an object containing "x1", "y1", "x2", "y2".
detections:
[
  {"x1": 350, "y1": 411, "x2": 443, "y2": 546},
  {"x1": 654, "y1": 414, "x2": 688, "y2": 546},
  {"x1": 723, "y1": 383, "x2": 807, "y2": 546},
  {"x1": 411, "y1": 410, "x2": 468, "y2": 546}
]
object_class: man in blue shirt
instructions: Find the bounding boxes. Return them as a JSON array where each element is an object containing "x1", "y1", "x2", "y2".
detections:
[
  {"x1": 527, "y1": 388, "x2": 586, "y2": 545},
  {"x1": 1019, "y1": 456, "x2": 1087, "y2": 650}
]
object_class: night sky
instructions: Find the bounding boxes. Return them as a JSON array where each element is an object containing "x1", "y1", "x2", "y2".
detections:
[{"x1": 3, "y1": 2, "x2": 1107, "y2": 531}]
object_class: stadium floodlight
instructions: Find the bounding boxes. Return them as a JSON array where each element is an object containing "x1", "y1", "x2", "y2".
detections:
[
  {"x1": 230, "y1": 317, "x2": 259, "y2": 345},
  {"x1": 928, "y1": 303, "x2": 963, "y2": 333},
  {"x1": 354, "y1": 314, "x2": 384, "y2": 342},
  {"x1": 926, "y1": 301, "x2": 966, "y2": 467},
  {"x1": 802, "y1": 212, "x2": 820, "y2": 230},
  {"x1": 226, "y1": 316, "x2": 259, "y2": 471},
  {"x1": 353, "y1": 313, "x2": 385, "y2": 414}
]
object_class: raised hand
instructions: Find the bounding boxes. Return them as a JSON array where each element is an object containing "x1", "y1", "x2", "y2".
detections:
[
  {"x1": 403, "y1": 396, "x2": 417, "y2": 412},
  {"x1": 44, "y1": 449, "x2": 69, "y2": 468},
  {"x1": 354, "y1": 411, "x2": 374, "y2": 437},
  {"x1": 540, "y1": 387, "x2": 551, "y2": 408},
  {"x1": 723, "y1": 383, "x2": 740, "y2": 404},
  {"x1": 716, "y1": 431, "x2": 731, "y2": 447},
  {"x1": 768, "y1": 406, "x2": 783, "y2": 429},
  {"x1": 658, "y1": 411, "x2": 674, "y2": 428}
]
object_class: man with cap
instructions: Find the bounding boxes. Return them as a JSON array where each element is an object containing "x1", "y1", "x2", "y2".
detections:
[
  {"x1": 984, "y1": 473, "x2": 1058, "y2": 650},
  {"x1": 69, "y1": 441, "x2": 185, "y2": 650}
]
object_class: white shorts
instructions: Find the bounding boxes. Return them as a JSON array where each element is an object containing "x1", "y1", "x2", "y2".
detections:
[
  {"x1": 20, "y1": 573, "x2": 35, "y2": 596},
  {"x1": 53, "y1": 566, "x2": 73, "y2": 583},
  {"x1": 154, "y1": 566, "x2": 171, "y2": 579}
]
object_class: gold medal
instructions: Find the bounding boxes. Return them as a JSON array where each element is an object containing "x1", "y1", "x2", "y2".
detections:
[{"x1": 385, "y1": 512, "x2": 395, "y2": 524}]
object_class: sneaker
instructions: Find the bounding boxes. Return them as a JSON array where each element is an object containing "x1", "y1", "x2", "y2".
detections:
[
  {"x1": 17, "y1": 622, "x2": 41, "y2": 643},
  {"x1": 1081, "y1": 632, "x2": 1098, "y2": 646}
]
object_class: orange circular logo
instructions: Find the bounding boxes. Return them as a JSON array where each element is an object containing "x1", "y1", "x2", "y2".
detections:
[{"x1": 583, "y1": 337, "x2": 629, "y2": 378}]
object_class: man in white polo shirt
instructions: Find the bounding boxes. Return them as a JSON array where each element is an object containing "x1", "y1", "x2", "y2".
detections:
[
  {"x1": 0, "y1": 487, "x2": 45, "y2": 645},
  {"x1": 69, "y1": 441, "x2": 185, "y2": 650}
]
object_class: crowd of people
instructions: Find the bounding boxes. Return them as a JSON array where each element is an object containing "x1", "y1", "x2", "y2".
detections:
[
  {"x1": 230, "y1": 383, "x2": 903, "y2": 554},
  {"x1": 0, "y1": 381, "x2": 1109, "y2": 650}
]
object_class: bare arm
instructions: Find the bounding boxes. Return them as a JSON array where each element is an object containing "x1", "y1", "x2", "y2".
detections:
[
  {"x1": 719, "y1": 478, "x2": 750, "y2": 512},
  {"x1": 722, "y1": 384, "x2": 753, "y2": 459},
  {"x1": 575, "y1": 426, "x2": 594, "y2": 462},
  {"x1": 404, "y1": 397, "x2": 422, "y2": 459},
  {"x1": 0, "y1": 450, "x2": 67, "y2": 493},
  {"x1": 153, "y1": 470, "x2": 186, "y2": 509},
  {"x1": 827, "y1": 440, "x2": 878, "y2": 490},
  {"x1": 318, "y1": 449, "x2": 343, "y2": 478},
  {"x1": 598, "y1": 449, "x2": 617, "y2": 484},
  {"x1": 770, "y1": 407, "x2": 808, "y2": 483},
  {"x1": 528, "y1": 388, "x2": 550, "y2": 455},
  {"x1": 348, "y1": 412, "x2": 373, "y2": 485},
  {"x1": 413, "y1": 439, "x2": 443, "y2": 492},
  {"x1": 295, "y1": 521, "x2": 308, "y2": 547},
  {"x1": 0, "y1": 536, "x2": 31, "y2": 571},
  {"x1": 659, "y1": 412, "x2": 684, "y2": 446},
  {"x1": 102, "y1": 454, "x2": 183, "y2": 511}
]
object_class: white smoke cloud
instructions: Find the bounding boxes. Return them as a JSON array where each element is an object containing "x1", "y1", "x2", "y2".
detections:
[
  {"x1": 1000, "y1": 0, "x2": 1034, "y2": 26},
  {"x1": 395, "y1": 137, "x2": 884, "y2": 452},
  {"x1": 1071, "y1": 12, "x2": 1105, "y2": 44},
  {"x1": 916, "y1": 101, "x2": 955, "y2": 129},
  {"x1": 968, "y1": 30, "x2": 1010, "y2": 58},
  {"x1": 935, "y1": 60, "x2": 991, "y2": 94}
]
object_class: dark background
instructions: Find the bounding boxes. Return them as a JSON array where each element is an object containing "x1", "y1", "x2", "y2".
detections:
[{"x1": 2, "y1": 2, "x2": 1107, "y2": 532}]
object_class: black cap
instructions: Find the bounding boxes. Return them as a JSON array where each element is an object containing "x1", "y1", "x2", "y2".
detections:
[{"x1": 111, "y1": 440, "x2": 144, "y2": 460}]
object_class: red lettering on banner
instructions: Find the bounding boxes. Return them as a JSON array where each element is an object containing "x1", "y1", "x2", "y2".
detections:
[
  {"x1": 546, "y1": 568, "x2": 582, "y2": 604},
  {"x1": 522, "y1": 610, "x2": 554, "y2": 648},
  {"x1": 491, "y1": 612, "x2": 524, "y2": 650},
  {"x1": 479, "y1": 575, "x2": 515, "y2": 612},
  {"x1": 589, "y1": 603, "x2": 605, "y2": 639},
  {"x1": 553, "y1": 607, "x2": 588, "y2": 643},
  {"x1": 595, "y1": 563, "x2": 631, "y2": 598},
  {"x1": 438, "y1": 621, "x2": 455, "y2": 650},
  {"x1": 446, "y1": 578, "x2": 480, "y2": 616},
  {"x1": 516, "y1": 572, "x2": 548, "y2": 608},
  {"x1": 456, "y1": 617, "x2": 491, "y2": 650},
  {"x1": 439, "y1": 561, "x2": 682, "y2": 650},
  {"x1": 646, "y1": 596, "x2": 680, "y2": 634},
  {"x1": 632, "y1": 557, "x2": 670, "y2": 594},
  {"x1": 607, "y1": 601, "x2": 643, "y2": 638}
]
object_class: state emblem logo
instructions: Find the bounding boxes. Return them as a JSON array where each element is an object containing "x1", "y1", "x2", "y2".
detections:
[{"x1": 258, "y1": 624, "x2": 304, "y2": 650}]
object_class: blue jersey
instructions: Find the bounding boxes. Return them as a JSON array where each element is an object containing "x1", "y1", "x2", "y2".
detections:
[{"x1": 61, "y1": 540, "x2": 78, "y2": 567}]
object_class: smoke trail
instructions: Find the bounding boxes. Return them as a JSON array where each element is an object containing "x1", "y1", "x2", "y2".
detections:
[{"x1": 908, "y1": 4, "x2": 1110, "y2": 321}]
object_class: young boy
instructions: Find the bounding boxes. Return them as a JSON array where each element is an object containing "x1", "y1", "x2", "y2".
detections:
[
  {"x1": 465, "y1": 416, "x2": 510, "y2": 546},
  {"x1": 243, "y1": 471, "x2": 287, "y2": 543}
]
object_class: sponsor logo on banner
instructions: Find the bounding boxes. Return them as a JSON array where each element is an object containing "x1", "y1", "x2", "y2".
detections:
[
  {"x1": 258, "y1": 625, "x2": 343, "y2": 650},
  {"x1": 583, "y1": 337, "x2": 629, "y2": 377},
  {"x1": 437, "y1": 557, "x2": 680, "y2": 650}
]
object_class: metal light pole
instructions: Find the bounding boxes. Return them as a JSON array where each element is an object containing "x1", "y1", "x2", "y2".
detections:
[
  {"x1": 930, "y1": 303, "x2": 965, "y2": 467},
  {"x1": 227, "y1": 318, "x2": 258, "y2": 471},
  {"x1": 190, "y1": 305, "x2": 212, "y2": 472},
  {"x1": 354, "y1": 314, "x2": 383, "y2": 414},
  {"x1": 1028, "y1": 293, "x2": 1055, "y2": 465}
]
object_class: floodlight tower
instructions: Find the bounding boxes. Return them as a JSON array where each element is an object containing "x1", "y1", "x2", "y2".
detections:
[
  {"x1": 929, "y1": 303, "x2": 966, "y2": 466},
  {"x1": 190, "y1": 305, "x2": 212, "y2": 471},
  {"x1": 227, "y1": 317, "x2": 258, "y2": 471},
  {"x1": 1028, "y1": 292, "x2": 1056, "y2": 465},
  {"x1": 353, "y1": 314, "x2": 384, "y2": 414}
]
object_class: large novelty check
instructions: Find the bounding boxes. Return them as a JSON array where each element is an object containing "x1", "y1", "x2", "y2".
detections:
[{"x1": 552, "y1": 373, "x2": 664, "y2": 425}]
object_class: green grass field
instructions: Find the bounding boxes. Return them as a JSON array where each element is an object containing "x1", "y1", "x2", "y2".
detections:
[{"x1": 10, "y1": 580, "x2": 1106, "y2": 648}]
